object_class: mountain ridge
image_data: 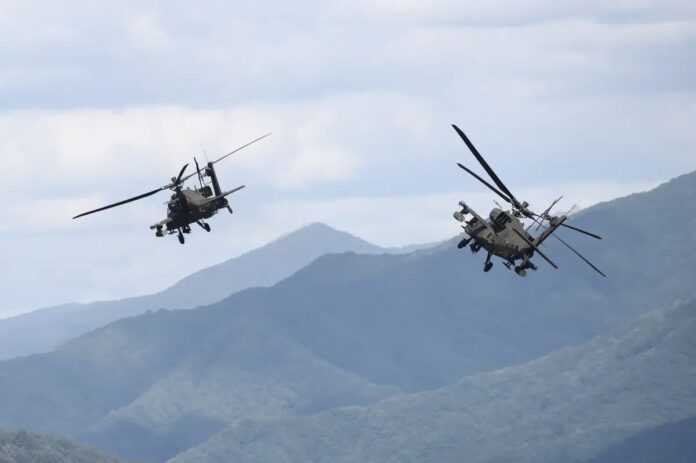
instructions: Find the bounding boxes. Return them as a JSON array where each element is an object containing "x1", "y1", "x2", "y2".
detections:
[
  {"x1": 0, "y1": 171, "x2": 693, "y2": 462},
  {"x1": 0, "y1": 223, "x2": 393, "y2": 360},
  {"x1": 0, "y1": 428, "x2": 127, "y2": 463},
  {"x1": 170, "y1": 300, "x2": 696, "y2": 463}
]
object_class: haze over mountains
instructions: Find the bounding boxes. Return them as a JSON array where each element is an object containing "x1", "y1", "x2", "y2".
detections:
[
  {"x1": 0, "y1": 223, "x2": 403, "y2": 360},
  {"x1": 170, "y1": 301, "x2": 696, "y2": 463},
  {"x1": 0, "y1": 171, "x2": 694, "y2": 462},
  {"x1": 0, "y1": 428, "x2": 126, "y2": 463}
]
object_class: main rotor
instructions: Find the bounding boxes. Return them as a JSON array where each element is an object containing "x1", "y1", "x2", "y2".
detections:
[
  {"x1": 72, "y1": 133, "x2": 271, "y2": 220},
  {"x1": 451, "y1": 124, "x2": 605, "y2": 276},
  {"x1": 452, "y1": 124, "x2": 600, "y2": 239}
]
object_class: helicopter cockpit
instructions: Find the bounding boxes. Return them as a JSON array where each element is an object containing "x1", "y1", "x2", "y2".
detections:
[
  {"x1": 196, "y1": 185, "x2": 213, "y2": 198},
  {"x1": 489, "y1": 208, "x2": 512, "y2": 231}
]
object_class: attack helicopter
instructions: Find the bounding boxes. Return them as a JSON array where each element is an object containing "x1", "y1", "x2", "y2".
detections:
[
  {"x1": 450, "y1": 124, "x2": 605, "y2": 277},
  {"x1": 73, "y1": 133, "x2": 271, "y2": 244}
]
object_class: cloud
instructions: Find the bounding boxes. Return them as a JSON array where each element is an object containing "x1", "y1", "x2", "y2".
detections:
[
  {"x1": 0, "y1": 1, "x2": 695, "y2": 316},
  {"x1": 1, "y1": 1, "x2": 694, "y2": 109},
  {"x1": 324, "y1": 0, "x2": 696, "y2": 25},
  {"x1": 127, "y1": 12, "x2": 173, "y2": 53}
]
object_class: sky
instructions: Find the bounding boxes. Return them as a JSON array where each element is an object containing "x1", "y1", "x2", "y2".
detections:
[{"x1": 1, "y1": 0, "x2": 695, "y2": 316}]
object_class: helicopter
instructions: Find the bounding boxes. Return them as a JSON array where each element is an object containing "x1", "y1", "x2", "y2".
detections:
[
  {"x1": 73, "y1": 133, "x2": 271, "y2": 244},
  {"x1": 450, "y1": 124, "x2": 605, "y2": 277}
]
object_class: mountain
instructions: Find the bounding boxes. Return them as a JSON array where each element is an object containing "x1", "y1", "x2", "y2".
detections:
[
  {"x1": 0, "y1": 223, "x2": 387, "y2": 360},
  {"x1": 0, "y1": 172, "x2": 693, "y2": 462},
  {"x1": 577, "y1": 415, "x2": 696, "y2": 463},
  {"x1": 170, "y1": 301, "x2": 696, "y2": 463},
  {"x1": 0, "y1": 428, "x2": 127, "y2": 463},
  {"x1": 0, "y1": 301, "x2": 397, "y2": 462}
]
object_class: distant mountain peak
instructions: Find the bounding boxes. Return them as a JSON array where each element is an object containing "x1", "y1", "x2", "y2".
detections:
[{"x1": 274, "y1": 222, "x2": 380, "y2": 248}]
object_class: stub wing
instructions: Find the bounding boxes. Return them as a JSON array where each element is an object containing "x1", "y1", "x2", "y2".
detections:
[
  {"x1": 201, "y1": 185, "x2": 245, "y2": 206},
  {"x1": 149, "y1": 217, "x2": 173, "y2": 230}
]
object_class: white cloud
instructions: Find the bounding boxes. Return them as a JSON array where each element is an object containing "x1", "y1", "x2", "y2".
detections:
[
  {"x1": 0, "y1": 0, "x2": 695, "y2": 316},
  {"x1": 324, "y1": 0, "x2": 696, "y2": 25},
  {"x1": 127, "y1": 12, "x2": 172, "y2": 53},
  {"x1": 282, "y1": 146, "x2": 362, "y2": 188}
]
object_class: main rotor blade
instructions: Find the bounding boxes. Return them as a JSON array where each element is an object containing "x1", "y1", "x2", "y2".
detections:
[
  {"x1": 452, "y1": 125, "x2": 520, "y2": 207},
  {"x1": 512, "y1": 228, "x2": 558, "y2": 269},
  {"x1": 179, "y1": 133, "x2": 272, "y2": 184},
  {"x1": 456, "y1": 162, "x2": 512, "y2": 204},
  {"x1": 552, "y1": 234, "x2": 607, "y2": 277},
  {"x1": 211, "y1": 133, "x2": 271, "y2": 166},
  {"x1": 559, "y1": 223, "x2": 602, "y2": 240},
  {"x1": 73, "y1": 187, "x2": 164, "y2": 219}
]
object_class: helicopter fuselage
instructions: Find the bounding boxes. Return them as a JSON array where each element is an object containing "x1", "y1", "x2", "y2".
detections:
[
  {"x1": 457, "y1": 205, "x2": 532, "y2": 261},
  {"x1": 164, "y1": 188, "x2": 226, "y2": 228},
  {"x1": 150, "y1": 184, "x2": 235, "y2": 241},
  {"x1": 450, "y1": 124, "x2": 604, "y2": 277},
  {"x1": 148, "y1": 162, "x2": 245, "y2": 243}
]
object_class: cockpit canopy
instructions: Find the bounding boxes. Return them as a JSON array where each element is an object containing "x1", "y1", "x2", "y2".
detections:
[
  {"x1": 490, "y1": 209, "x2": 512, "y2": 228},
  {"x1": 198, "y1": 185, "x2": 213, "y2": 198}
]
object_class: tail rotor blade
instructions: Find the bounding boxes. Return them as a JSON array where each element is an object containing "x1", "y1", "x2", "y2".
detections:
[
  {"x1": 533, "y1": 196, "x2": 563, "y2": 232},
  {"x1": 194, "y1": 157, "x2": 204, "y2": 188},
  {"x1": 175, "y1": 163, "x2": 189, "y2": 184}
]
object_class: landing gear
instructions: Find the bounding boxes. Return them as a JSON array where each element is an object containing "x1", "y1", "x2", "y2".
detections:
[
  {"x1": 197, "y1": 221, "x2": 211, "y2": 232},
  {"x1": 457, "y1": 237, "x2": 471, "y2": 249},
  {"x1": 514, "y1": 259, "x2": 536, "y2": 277},
  {"x1": 483, "y1": 252, "x2": 493, "y2": 272},
  {"x1": 178, "y1": 230, "x2": 185, "y2": 244},
  {"x1": 155, "y1": 226, "x2": 164, "y2": 237}
]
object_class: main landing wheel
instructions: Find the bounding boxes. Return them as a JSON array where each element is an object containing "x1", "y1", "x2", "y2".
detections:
[
  {"x1": 514, "y1": 266, "x2": 527, "y2": 277},
  {"x1": 484, "y1": 262, "x2": 493, "y2": 272},
  {"x1": 178, "y1": 233, "x2": 185, "y2": 244},
  {"x1": 203, "y1": 223, "x2": 211, "y2": 232}
]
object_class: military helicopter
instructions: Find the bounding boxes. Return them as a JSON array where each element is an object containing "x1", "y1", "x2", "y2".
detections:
[
  {"x1": 450, "y1": 124, "x2": 605, "y2": 277},
  {"x1": 73, "y1": 133, "x2": 271, "y2": 244}
]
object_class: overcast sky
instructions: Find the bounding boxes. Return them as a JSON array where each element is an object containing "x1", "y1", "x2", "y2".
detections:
[{"x1": 1, "y1": 0, "x2": 695, "y2": 316}]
